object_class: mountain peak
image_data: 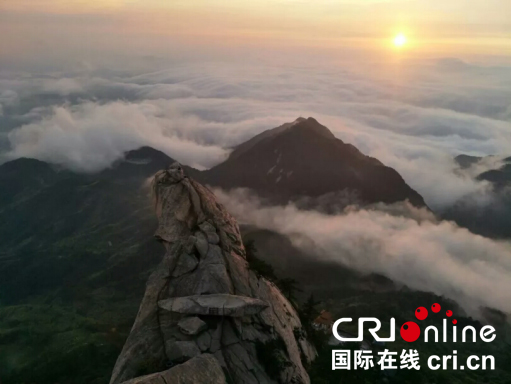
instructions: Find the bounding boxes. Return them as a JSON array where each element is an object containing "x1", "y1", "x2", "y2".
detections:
[
  {"x1": 124, "y1": 146, "x2": 172, "y2": 164},
  {"x1": 198, "y1": 118, "x2": 427, "y2": 208},
  {"x1": 228, "y1": 117, "x2": 335, "y2": 162},
  {"x1": 291, "y1": 116, "x2": 307, "y2": 124},
  {"x1": 285, "y1": 117, "x2": 336, "y2": 140}
]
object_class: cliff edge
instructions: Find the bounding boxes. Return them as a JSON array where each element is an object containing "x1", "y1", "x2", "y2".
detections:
[{"x1": 109, "y1": 163, "x2": 315, "y2": 384}]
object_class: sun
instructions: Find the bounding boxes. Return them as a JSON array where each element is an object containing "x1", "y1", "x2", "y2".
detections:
[{"x1": 393, "y1": 33, "x2": 407, "y2": 47}]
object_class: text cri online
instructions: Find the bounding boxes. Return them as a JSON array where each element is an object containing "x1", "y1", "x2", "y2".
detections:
[
  {"x1": 428, "y1": 352, "x2": 495, "y2": 371},
  {"x1": 332, "y1": 318, "x2": 496, "y2": 371}
]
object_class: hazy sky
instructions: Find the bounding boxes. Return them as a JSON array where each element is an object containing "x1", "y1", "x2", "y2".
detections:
[
  {"x1": 1, "y1": 0, "x2": 510, "y2": 68},
  {"x1": 0, "y1": 0, "x2": 510, "y2": 207}
]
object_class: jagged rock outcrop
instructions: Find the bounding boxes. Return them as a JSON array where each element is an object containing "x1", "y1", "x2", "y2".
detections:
[
  {"x1": 110, "y1": 163, "x2": 315, "y2": 384},
  {"x1": 120, "y1": 354, "x2": 226, "y2": 384}
]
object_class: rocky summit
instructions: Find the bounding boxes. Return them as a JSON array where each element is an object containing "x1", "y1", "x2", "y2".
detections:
[
  {"x1": 109, "y1": 163, "x2": 316, "y2": 384},
  {"x1": 198, "y1": 117, "x2": 426, "y2": 209}
]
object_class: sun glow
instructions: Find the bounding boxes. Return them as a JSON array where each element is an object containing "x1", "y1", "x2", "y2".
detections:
[{"x1": 394, "y1": 33, "x2": 407, "y2": 47}]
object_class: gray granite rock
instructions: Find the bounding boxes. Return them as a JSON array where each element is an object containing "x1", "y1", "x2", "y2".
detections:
[
  {"x1": 193, "y1": 263, "x2": 233, "y2": 295},
  {"x1": 194, "y1": 231, "x2": 209, "y2": 258},
  {"x1": 177, "y1": 316, "x2": 208, "y2": 336},
  {"x1": 213, "y1": 350, "x2": 227, "y2": 370},
  {"x1": 210, "y1": 323, "x2": 222, "y2": 353},
  {"x1": 199, "y1": 221, "x2": 216, "y2": 234},
  {"x1": 222, "y1": 344, "x2": 259, "y2": 384},
  {"x1": 166, "y1": 341, "x2": 201, "y2": 363},
  {"x1": 202, "y1": 244, "x2": 225, "y2": 265},
  {"x1": 196, "y1": 330, "x2": 212, "y2": 351},
  {"x1": 199, "y1": 222, "x2": 220, "y2": 244},
  {"x1": 221, "y1": 320, "x2": 240, "y2": 347},
  {"x1": 110, "y1": 164, "x2": 315, "y2": 384},
  {"x1": 206, "y1": 232, "x2": 221, "y2": 245},
  {"x1": 172, "y1": 253, "x2": 199, "y2": 277},
  {"x1": 120, "y1": 354, "x2": 225, "y2": 384},
  {"x1": 183, "y1": 235, "x2": 197, "y2": 254}
]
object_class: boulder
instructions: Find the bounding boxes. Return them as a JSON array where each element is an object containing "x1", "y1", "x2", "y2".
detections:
[
  {"x1": 199, "y1": 221, "x2": 220, "y2": 244},
  {"x1": 194, "y1": 231, "x2": 209, "y2": 258},
  {"x1": 166, "y1": 341, "x2": 201, "y2": 363},
  {"x1": 199, "y1": 221, "x2": 216, "y2": 234},
  {"x1": 221, "y1": 320, "x2": 240, "y2": 347},
  {"x1": 183, "y1": 235, "x2": 197, "y2": 254},
  {"x1": 193, "y1": 263, "x2": 233, "y2": 295},
  {"x1": 202, "y1": 244, "x2": 225, "y2": 266},
  {"x1": 177, "y1": 317, "x2": 208, "y2": 336},
  {"x1": 196, "y1": 330, "x2": 212, "y2": 351},
  {"x1": 172, "y1": 253, "x2": 199, "y2": 277}
]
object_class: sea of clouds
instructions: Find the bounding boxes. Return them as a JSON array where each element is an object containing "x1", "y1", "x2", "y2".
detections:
[
  {"x1": 215, "y1": 188, "x2": 511, "y2": 316},
  {"x1": 1, "y1": 55, "x2": 510, "y2": 210},
  {"x1": 1, "y1": 51, "x2": 511, "y2": 314}
]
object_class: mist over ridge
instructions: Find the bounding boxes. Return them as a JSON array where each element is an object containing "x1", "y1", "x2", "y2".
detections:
[{"x1": 214, "y1": 187, "x2": 511, "y2": 318}]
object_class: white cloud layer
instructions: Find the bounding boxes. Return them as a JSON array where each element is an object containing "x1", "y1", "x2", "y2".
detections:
[
  {"x1": 1, "y1": 57, "x2": 511, "y2": 208},
  {"x1": 6, "y1": 102, "x2": 229, "y2": 172},
  {"x1": 214, "y1": 188, "x2": 511, "y2": 316}
]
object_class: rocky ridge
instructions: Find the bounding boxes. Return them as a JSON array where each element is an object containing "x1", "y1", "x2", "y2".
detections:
[{"x1": 110, "y1": 163, "x2": 315, "y2": 384}]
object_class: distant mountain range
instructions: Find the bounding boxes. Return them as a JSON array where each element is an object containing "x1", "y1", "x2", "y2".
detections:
[
  {"x1": 455, "y1": 154, "x2": 511, "y2": 188},
  {"x1": 442, "y1": 154, "x2": 511, "y2": 238}
]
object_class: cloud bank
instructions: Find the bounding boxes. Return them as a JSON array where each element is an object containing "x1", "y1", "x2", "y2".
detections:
[
  {"x1": 1, "y1": 57, "x2": 510, "y2": 209},
  {"x1": 214, "y1": 188, "x2": 511, "y2": 316},
  {"x1": 6, "y1": 101, "x2": 229, "y2": 172}
]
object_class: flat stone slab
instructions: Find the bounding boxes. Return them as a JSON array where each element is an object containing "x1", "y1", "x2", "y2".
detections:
[{"x1": 158, "y1": 294, "x2": 269, "y2": 317}]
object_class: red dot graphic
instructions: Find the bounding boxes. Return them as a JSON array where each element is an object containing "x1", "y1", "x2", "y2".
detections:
[
  {"x1": 431, "y1": 303, "x2": 441, "y2": 313},
  {"x1": 415, "y1": 307, "x2": 428, "y2": 320},
  {"x1": 452, "y1": 319, "x2": 457, "y2": 325},
  {"x1": 446, "y1": 310, "x2": 453, "y2": 317},
  {"x1": 400, "y1": 321, "x2": 421, "y2": 342}
]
